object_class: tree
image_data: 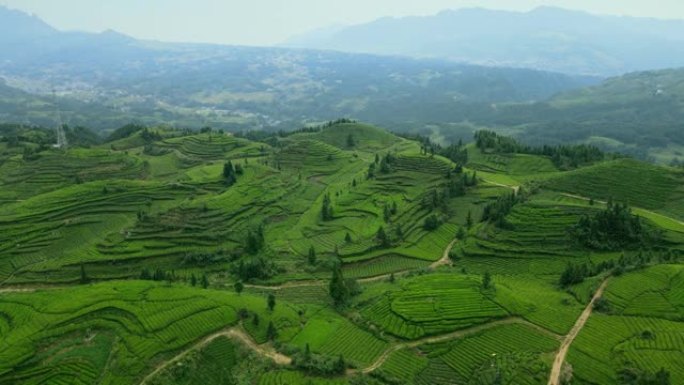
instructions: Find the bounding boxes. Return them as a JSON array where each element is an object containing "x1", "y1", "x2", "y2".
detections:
[
  {"x1": 267, "y1": 293, "x2": 276, "y2": 311},
  {"x1": 304, "y1": 343, "x2": 312, "y2": 361},
  {"x1": 235, "y1": 163, "x2": 244, "y2": 175},
  {"x1": 190, "y1": 273, "x2": 197, "y2": 287},
  {"x1": 234, "y1": 281, "x2": 244, "y2": 295},
  {"x1": 79, "y1": 264, "x2": 89, "y2": 284},
  {"x1": 383, "y1": 205, "x2": 391, "y2": 222},
  {"x1": 308, "y1": 246, "x2": 317, "y2": 265},
  {"x1": 389, "y1": 273, "x2": 395, "y2": 283},
  {"x1": 223, "y1": 161, "x2": 237, "y2": 185},
  {"x1": 395, "y1": 225, "x2": 404, "y2": 240},
  {"x1": 345, "y1": 232, "x2": 352, "y2": 243},
  {"x1": 466, "y1": 210, "x2": 473, "y2": 228},
  {"x1": 266, "y1": 321, "x2": 278, "y2": 341},
  {"x1": 334, "y1": 355, "x2": 346, "y2": 374},
  {"x1": 376, "y1": 226, "x2": 390, "y2": 248},
  {"x1": 424, "y1": 215, "x2": 440, "y2": 231},
  {"x1": 201, "y1": 274, "x2": 209, "y2": 289},
  {"x1": 321, "y1": 193, "x2": 334, "y2": 221},
  {"x1": 347, "y1": 133, "x2": 356, "y2": 148},
  {"x1": 482, "y1": 271, "x2": 492, "y2": 290},
  {"x1": 456, "y1": 227, "x2": 467, "y2": 240},
  {"x1": 252, "y1": 313, "x2": 260, "y2": 327},
  {"x1": 329, "y1": 263, "x2": 349, "y2": 307}
]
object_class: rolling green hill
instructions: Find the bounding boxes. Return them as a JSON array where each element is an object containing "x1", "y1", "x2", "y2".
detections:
[{"x1": 1, "y1": 123, "x2": 683, "y2": 385}]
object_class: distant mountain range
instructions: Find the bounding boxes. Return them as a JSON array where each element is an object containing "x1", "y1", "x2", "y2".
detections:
[
  {"x1": 284, "y1": 7, "x2": 684, "y2": 76},
  {"x1": 0, "y1": 5, "x2": 595, "y2": 133}
]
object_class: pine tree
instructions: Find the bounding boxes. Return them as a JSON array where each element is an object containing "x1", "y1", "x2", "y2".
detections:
[
  {"x1": 266, "y1": 321, "x2": 278, "y2": 341},
  {"x1": 482, "y1": 271, "x2": 492, "y2": 290},
  {"x1": 334, "y1": 355, "x2": 346, "y2": 374},
  {"x1": 345, "y1": 233, "x2": 352, "y2": 243},
  {"x1": 321, "y1": 193, "x2": 334, "y2": 221},
  {"x1": 308, "y1": 246, "x2": 317, "y2": 265},
  {"x1": 79, "y1": 264, "x2": 89, "y2": 284},
  {"x1": 190, "y1": 273, "x2": 197, "y2": 286},
  {"x1": 252, "y1": 313, "x2": 260, "y2": 327},
  {"x1": 304, "y1": 343, "x2": 312, "y2": 361},
  {"x1": 267, "y1": 293, "x2": 276, "y2": 311},
  {"x1": 376, "y1": 226, "x2": 390, "y2": 248},
  {"x1": 234, "y1": 281, "x2": 244, "y2": 295},
  {"x1": 329, "y1": 263, "x2": 349, "y2": 307},
  {"x1": 466, "y1": 210, "x2": 473, "y2": 228},
  {"x1": 201, "y1": 274, "x2": 209, "y2": 289},
  {"x1": 347, "y1": 133, "x2": 355, "y2": 148}
]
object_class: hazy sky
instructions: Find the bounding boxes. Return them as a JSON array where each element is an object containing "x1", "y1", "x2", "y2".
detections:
[{"x1": 2, "y1": 0, "x2": 683, "y2": 46}]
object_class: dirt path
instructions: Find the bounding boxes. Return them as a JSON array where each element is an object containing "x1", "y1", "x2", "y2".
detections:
[
  {"x1": 247, "y1": 238, "x2": 460, "y2": 290},
  {"x1": 547, "y1": 279, "x2": 609, "y2": 385},
  {"x1": 139, "y1": 326, "x2": 291, "y2": 385},
  {"x1": 484, "y1": 180, "x2": 520, "y2": 195},
  {"x1": 357, "y1": 317, "x2": 561, "y2": 375},
  {"x1": 0, "y1": 287, "x2": 39, "y2": 294},
  {"x1": 561, "y1": 193, "x2": 684, "y2": 227},
  {"x1": 429, "y1": 238, "x2": 458, "y2": 269}
]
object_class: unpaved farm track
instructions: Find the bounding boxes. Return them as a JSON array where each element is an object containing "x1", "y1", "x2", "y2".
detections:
[
  {"x1": 547, "y1": 279, "x2": 609, "y2": 385},
  {"x1": 139, "y1": 326, "x2": 291, "y2": 385}
]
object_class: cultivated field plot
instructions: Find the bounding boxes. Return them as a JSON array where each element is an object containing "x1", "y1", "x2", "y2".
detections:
[
  {"x1": 392, "y1": 323, "x2": 559, "y2": 385},
  {"x1": 545, "y1": 158, "x2": 684, "y2": 220},
  {"x1": 362, "y1": 274, "x2": 509, "y2": 339},
  {"x1": 0, "y1": 281, "x2": 301, "y2": 385}
]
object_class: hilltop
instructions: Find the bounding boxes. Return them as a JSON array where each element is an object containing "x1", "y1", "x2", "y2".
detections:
[{"x1": 1, "y1": 123, "x2": 683, "y2": 384}]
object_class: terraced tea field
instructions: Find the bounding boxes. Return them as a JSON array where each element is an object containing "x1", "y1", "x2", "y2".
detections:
[{"x1": 1, "y1": 123, "x2": 683, "y2": 384}]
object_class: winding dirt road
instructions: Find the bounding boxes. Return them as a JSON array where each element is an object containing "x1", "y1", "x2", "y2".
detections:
[
  {"x1": 547, "y1": 279, "x2": 609, "y2": 385},
  {"x1": 139, "y1": 326, "x2": 291, "y2": 385}
]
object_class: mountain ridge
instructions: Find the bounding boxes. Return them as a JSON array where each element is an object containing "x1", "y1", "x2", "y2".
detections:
[{"x1": 283, "y1": 6, "x2": 684, "y2": 76}]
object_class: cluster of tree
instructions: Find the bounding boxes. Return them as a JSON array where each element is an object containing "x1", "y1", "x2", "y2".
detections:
[
  {"x1": 421, "y1": 170, "x2": 477, "y2": 218},
  {"x1": 617, "y1": 367, "x2": 671, "y2": 385},
  {"x1": 245, "y1": 225, "x2": 265, "y2": 254},
  {"x1": 559, "y1": 250, "x2": 679, "y2": 287},
  {"x1": 329, "y1": 263, "x2": 360, "y2": 307},
  {"x1": 321, "y1": 193, "x2": 334, "y2": 221},
  {"x1": 252, "y1": 119, "x2": 358, "y2": 140},
  {"x1": 474, "y1": 130, "x2": 606, "y2": 169},
  {"x1": 181, "y1": 250, "x2": 229, "y2": 266},
  {"x1": 223, "y1": 160, "x2": 244, "y2": 186},
  {"x1": 367, "y1": 152, "x2": 397, "y2": 178},
  {"x1": 559, "y1": 260, "x2": 615, "y2": 287},
  {"x1": 233, "y1": 256, "x2": 276, "y2": 281},
  {"x1": 291, "y1": 344, "x2": 347, "y2": 376},
  {"x1": 439, "y1": 142, "x2": 469, "y2": 166},
  {"x1": 139, "y1": 268, "x2": 210, "y2": 288},
  {"x1": 140, "y1": 127, "x2": 162, "y2": 143},
  {"x1": 569, "y1": 200, "x2": 657, "y2": 250},
  {"x1": 481, "y1": 192, "x2": 523, "y2": 228}
]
